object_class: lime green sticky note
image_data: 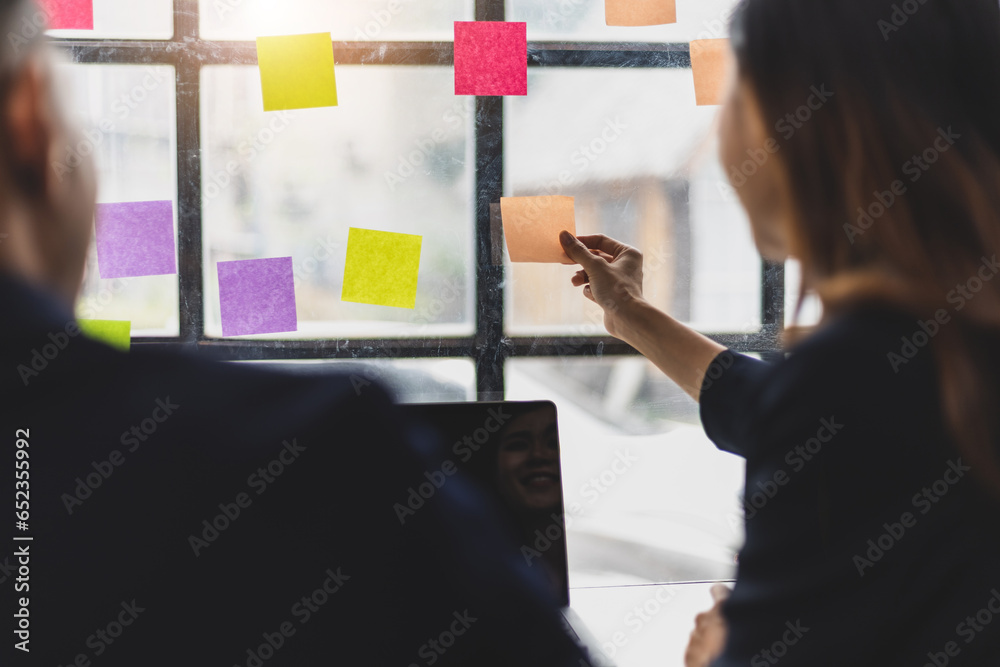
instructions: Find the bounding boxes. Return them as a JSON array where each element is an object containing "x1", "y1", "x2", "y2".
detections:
[
  {"x1": 256, "y1": 32, "x2": 338, "y2": 112},
  {"x1": 78, "y1": 319, "x2": 131, "y2": 352},
  {"x1": 341, "y1": 228, "x2": 422, "y2": 309}
]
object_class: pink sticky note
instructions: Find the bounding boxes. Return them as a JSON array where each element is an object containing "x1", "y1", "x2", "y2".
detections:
[
  {"x1": 39, "y1": 0, "x2": 94, "y2": 30},
  {"x1": 455, "y1": 21, "x2": 527, "y2": 96},
  {"x1": 95, "y1": 201, "x2": 176, "y2": 279},
  {"x1": 218, "y1": 257, "x2": 298, "y2": 337}
]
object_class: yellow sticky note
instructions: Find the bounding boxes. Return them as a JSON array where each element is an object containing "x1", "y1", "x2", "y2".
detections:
[
  {"x1": 256, "y1": 32, "x2": 338, "y2": 112},
  {"x1": 78, "y1": 319, "x2": 131, "y2": 352},
  {"x1": 690, "y1": 38, "x2": 733, "y2": 106},
  {"x1": 606, "y1": 0, "x2": 676, "y2": 27},
  {"x1": 500, "y1": 196, "x2": 576, "y2": 264},
  {"x1": 341, "y1": 228, "x2": 423, "y2": 309}
]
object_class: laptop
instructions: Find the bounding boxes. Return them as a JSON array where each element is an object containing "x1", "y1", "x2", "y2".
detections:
[{"x1": 400, "y1": 401, "x2": 615, "y2": 667}]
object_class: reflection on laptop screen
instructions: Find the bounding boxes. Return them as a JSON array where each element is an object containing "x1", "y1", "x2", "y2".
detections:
[{"x1": 401, "y1": 401, "x2": 570, "y2": 607}]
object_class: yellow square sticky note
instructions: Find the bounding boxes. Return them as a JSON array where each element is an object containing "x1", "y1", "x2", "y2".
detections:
[
  {"x1": 78, "y1": 319, "x2": 131, "y2": 352},
  {"x1": 341, "y1": 228, "x2": 423, "y2": 309},
  {"x1": 500, "y1": 196, "x2": 576, "y2": 264},
  {"x1": 690, "y1": 38, "x2": 733, "y2": 106},
  {"x1": 256, "y1": 32, "x2": 338, "y2": 112}
]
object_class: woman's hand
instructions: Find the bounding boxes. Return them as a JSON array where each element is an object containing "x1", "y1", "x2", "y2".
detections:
[
  {"x1": 684, "y1": 585, "x2": 730, "y2": 667},
  {"x1": 558, "y1": 231, "x2": 645, "y2": 339}
]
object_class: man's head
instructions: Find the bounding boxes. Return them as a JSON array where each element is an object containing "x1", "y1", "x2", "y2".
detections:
[{"x1": 0, "y1": 0, "x2": 96, "y2": 308}]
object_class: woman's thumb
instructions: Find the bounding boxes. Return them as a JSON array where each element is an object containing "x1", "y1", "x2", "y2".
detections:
[{"x1": 559, "y1": 231, "x2": 596, "y2": 267}]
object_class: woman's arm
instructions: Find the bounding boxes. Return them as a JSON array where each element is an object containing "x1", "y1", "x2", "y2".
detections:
[{"x1": 559, "y1": 231, "x2": 727, "y2": 401}]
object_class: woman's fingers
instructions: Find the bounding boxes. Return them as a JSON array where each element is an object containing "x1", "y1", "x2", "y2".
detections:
[
  {"x1": 710, "y1": 584, "x2": 731, "y2": 603},
  {"x1": 575, "y1": 233, "x2": 632, "y2": 258},
  {"x1": 571, "y1": 270, "x2": 589, "y2": 286}
]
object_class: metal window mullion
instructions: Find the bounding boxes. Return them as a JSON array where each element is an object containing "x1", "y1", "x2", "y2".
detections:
[
  {"x1": 472, "y1": 0, "x2": 507, "y2": 400},
  {"x1": 173, "y1": 0, "x2": 204, "y2": 343},
  {"x1": 761, "y1": 261, "x2": 785, "y2": 362},
  {"x1": 52, "y1": 16, "x2": 786, "y2": 362}
]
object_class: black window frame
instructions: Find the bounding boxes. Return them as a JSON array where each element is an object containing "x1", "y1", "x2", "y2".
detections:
[{"x1": 54, "y1": 0, "x2": 785, "y2": 401}]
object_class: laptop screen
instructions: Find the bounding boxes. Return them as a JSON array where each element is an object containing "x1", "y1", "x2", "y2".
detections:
[{"x1": 400, "y1": 401, "x2": 570, "y2": 607}]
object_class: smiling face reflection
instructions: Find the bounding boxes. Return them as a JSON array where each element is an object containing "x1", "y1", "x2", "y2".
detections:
[{"x1": 495, "y1": 409, "x2": 562, "y2": 512}]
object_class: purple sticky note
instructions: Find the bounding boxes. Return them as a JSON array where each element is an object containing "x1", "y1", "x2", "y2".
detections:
[
  {"x1": 95, "y1": 201, "x2": 176, "y2": 279},
  {"x1": 217, "y1": 257, "x2": 298, "y2": 337},
  {"x1": 454, "y1": 21, "x2": 527, "y2": 96}
]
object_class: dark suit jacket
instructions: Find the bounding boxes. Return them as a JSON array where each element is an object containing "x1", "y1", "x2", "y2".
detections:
[{"x1": 0, "y1": 273, "x2": 589, "y2": 667}]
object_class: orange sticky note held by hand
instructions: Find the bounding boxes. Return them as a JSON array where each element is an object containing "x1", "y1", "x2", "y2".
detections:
[
  {"x1": 690, "y1": 38, "x2": 733, "y2": 106},
  {"x1": 500, "y1": 196, "x2": 576, "y2": 264},
  {"x1": 606, "y1": 0, "x2": 676, "y2": 27}
]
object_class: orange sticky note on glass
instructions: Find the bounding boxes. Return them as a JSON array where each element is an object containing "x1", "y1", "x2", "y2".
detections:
[
  {"x1": 606, "y1": 0, "x2": 676, "y2": 26},
  {"x1": 500, "y1": 196, "x2": 576, "y2": 264},
  {"x1": 690, "y1": 39, "x2": 732, "y2": 106},
  {"x1": 257, "y1": 33, "x2": 338, "y2": 112}
]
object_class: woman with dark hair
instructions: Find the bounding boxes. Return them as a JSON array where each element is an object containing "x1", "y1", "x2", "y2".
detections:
[
  {"x1": 558, "y1": 0, "x2": 1000, "y2": 664},
  {"x1": 493, "y1": 404, "x2": 570, "y2": 603}
]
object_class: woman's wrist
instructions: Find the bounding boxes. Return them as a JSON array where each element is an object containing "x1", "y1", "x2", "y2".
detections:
[{"x1": 611, "y1": 295, "x2": 656, "y2": 349}]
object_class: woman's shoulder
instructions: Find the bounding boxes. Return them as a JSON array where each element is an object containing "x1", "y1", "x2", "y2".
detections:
[
  {"x1": 747, "y1": 302, "x2": 946, "y2": 435},
  {"x1": 780, "y1": 301, "x2": 939, "y2": 387}
]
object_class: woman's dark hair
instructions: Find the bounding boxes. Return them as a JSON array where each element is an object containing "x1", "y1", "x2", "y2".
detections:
[{"x1": 730, "y1": 0, "x2": 1000, "y2": 492}]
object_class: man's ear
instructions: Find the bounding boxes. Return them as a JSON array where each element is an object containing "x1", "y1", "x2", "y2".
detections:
[{"x1": 3, "y1": 56, "x2": 55, "y2": 200}]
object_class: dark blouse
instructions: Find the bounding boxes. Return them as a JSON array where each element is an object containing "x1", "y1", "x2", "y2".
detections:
[{"x1": 700, "y1": 303, "x2": 1000, "y2": 666}]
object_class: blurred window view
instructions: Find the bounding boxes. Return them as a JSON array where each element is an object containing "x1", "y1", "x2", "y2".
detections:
[
  {"x1": 53, "y1": 0, "x2": 797, "y2": 663},
  {"x1": 62, "y1": 63, "x2": 180, "y2": 336},
  {"x1": 201, "y1": 65, "x2": 475, "y2": 339}
]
